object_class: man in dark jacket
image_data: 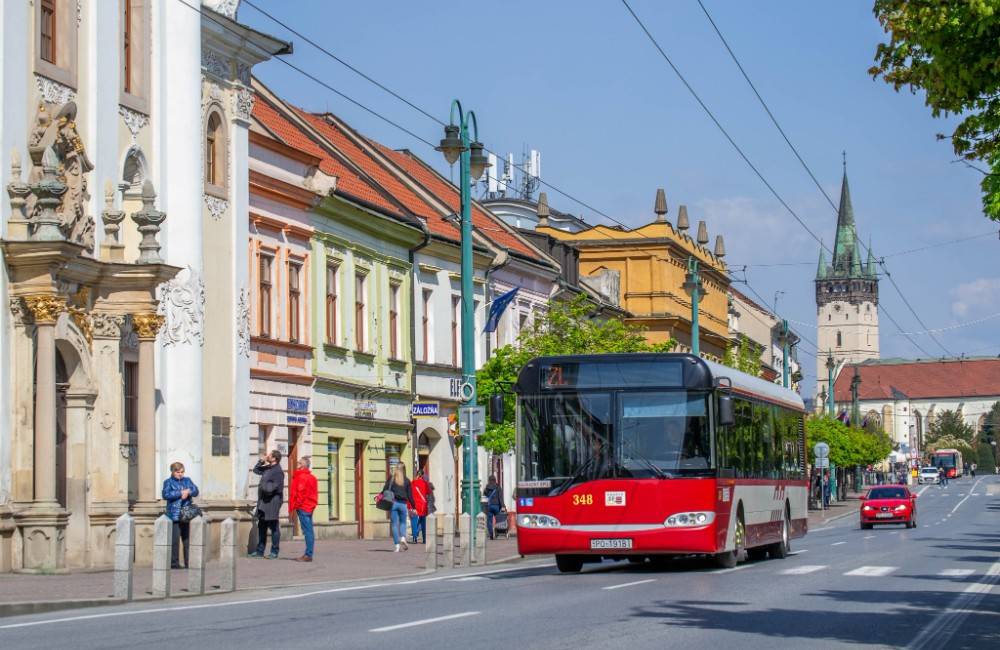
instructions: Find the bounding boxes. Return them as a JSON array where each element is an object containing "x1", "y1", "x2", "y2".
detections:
[{"x1": 250, "y1": 449, "x2": 285, "y2": 559}]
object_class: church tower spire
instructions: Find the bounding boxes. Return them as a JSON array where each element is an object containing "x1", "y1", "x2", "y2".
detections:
[{"x1": 814, "y1": 160, "x2": 880, "y2": 411}]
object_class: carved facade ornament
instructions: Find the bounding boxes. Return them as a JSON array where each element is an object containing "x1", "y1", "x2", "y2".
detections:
[
  {"x1": 121, "y1": 317, "x2": 139, "y2": 350},
  {"x1": 9, "y1": 297, "x2": 30, "y2": 325},
  {"x1": 156, "y1": 266, "x2": 205, "y2": 346},
  {"x1": 202, "y1": 48, "x2": 230, "y2": 80},
  {"x1": 204, "y1": 194, "x2": 229, "y2": 220},
  {"x1": 34, "y1": 74, "x2": 76, "y2": 105},
  {"x1": 91, "y1": 313, "x2": 126, "y2": 339},
  {"x1": 233, "y1": 87, "x2": 254, "y2": 121},
  {"x1": 237, "y1": 288, "x2": 251, "y2": 357},
  {"x1": 131, "y1": 313, "x2": 165, "y2": 339},
  {"x1": 67, "y1": 306, "x2": 93, "y2": 344},
  {"x1": 24, "y1": 295, "x2": 66, "y2": 324},
  {"x1": 236, "y1": 63, "x2": 251, "y2": 86},
  {"x1": 129, "y1": 180, "x2": 166, "y2": 263},
  {"x1": 215, "y1": 0, "x2": 241, "y2": 19},
  {"x1": 118, "y1": 105, "x2": 149, "y2": 143}
]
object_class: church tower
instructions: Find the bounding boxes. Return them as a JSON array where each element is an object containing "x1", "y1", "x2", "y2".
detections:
[{"x1": 815, "y1": 170, "x2": 879, "y2": 406}]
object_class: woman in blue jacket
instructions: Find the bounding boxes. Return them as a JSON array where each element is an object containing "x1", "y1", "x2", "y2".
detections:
[{"x1": 162, "y1": 462, "x2": 199, "y2": 569}]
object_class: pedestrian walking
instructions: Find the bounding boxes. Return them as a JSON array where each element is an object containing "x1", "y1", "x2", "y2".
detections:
[
  {"x1": 382, "y1": 463, "x2": 414, "y2": 552},
  {"x1": 822, "y1": 470, "x2": 831, "y2": 509},
  {"x1": 938, "y1": 467, "x2": 948, "y2": 487},
  {"x1": 483, "y1": 475, "x2": 506, "y2": 540},
  {"x1": 289, "y1": 456, "x2": 318, "y2": 562},
  {"x1": 161, "y1": 461, "x2": 199, "y2": 570},
  {"x1": 250, "y1": 450, "x2": 285, "y2": 559},
  {"x1": 410, "y1": 470, "x2": 429, "y2": 544},
  {"x1": 971, "y1": 463, "x2": 977, "y2": 478}
]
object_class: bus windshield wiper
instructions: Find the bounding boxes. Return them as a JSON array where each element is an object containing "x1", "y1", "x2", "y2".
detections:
[
  {"x1": 620, "y1": 441, "x2": 669, "y2": 479},
  {"x1": 553, "y1": 455, "x2": 599, "y2": 495}
]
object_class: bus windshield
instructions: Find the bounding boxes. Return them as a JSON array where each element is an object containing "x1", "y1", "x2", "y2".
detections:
[
  {"x1": 933, "y1": 454, "x2": 956, "y2": 468},
  {"x1": 518, "y1": 391, "x2": 712, "y2": 494}
]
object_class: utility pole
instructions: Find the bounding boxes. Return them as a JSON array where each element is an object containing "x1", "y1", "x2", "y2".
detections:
[
  {"x1": 850, "y1": 365, "x2": 861, "y2": 427},
  {"x1": 826, "y1": 353, "x2": 836, "y2": 416},
  {"x1": 781, "y1": 319, "x2": 790, "y2": 388},
  {"x1": 683, "y1": 257, "x2": 705, "y2": 357}
]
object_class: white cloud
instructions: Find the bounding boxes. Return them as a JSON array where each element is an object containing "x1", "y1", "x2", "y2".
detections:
[
  {"x1": 950, "y1": 277, "x2": 1000, "y2": 318},
  {"x1": 692, "y1": 196, "x2": 816, "y2": 265}
]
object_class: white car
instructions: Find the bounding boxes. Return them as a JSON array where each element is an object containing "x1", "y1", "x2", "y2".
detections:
[{"x1": 918, "y1": 467, "x2": 940, "y2": 484}]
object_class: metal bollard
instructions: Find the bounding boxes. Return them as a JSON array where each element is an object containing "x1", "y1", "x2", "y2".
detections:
[
  {"x1": 458, "y1": 513, "x2": 471, "y2": 568},
  {"x1": 220, "y1": 517, "x2": 238, "y2": 592},
  {"x1": 424, "y1": 514, "x2": 437, "y2": 571},
  {"x1": 113, "y1": 513, "x2": 135, "y2": 601},
  {"x1": 187, "y1": 516, "x2": 207, "y2": 595},
  {"x1": 152, "y1": 515, "x2": 172, "y2": 598},
  {"x1": 442, "y1": 514, "x2": 454, "y2": 569},
  {"x1": 475, "y1": 512, "x2": 487, "y2": 565}
]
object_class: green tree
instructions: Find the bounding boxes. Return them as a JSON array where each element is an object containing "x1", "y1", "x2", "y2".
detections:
[
  {"x1": 870, "y1": 1, "x2": 1000, "y2": 221},
  {"x1": 925, "y1": 409, "x2": 976, "y2": 462},
  {"x1": 806, "y1": 414, "x2": 892, "y2": 468},
  {"x1": 722, "y1": 335, "x2": 762, "y2": 377},
  {"x1": 476, "y1": 294, "x2": 676, "y2": 454}
]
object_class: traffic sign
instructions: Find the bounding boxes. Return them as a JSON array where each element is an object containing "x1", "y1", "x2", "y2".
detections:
[
  {"x1": 815, "y1": 457, "x2": 830, "y2": 469},
  {"x1": 813, "y1": 442, "x2": 830, "y2": 458},
  {"x1": 459, "y1": 406, "x2": 486, "y2": 440}
]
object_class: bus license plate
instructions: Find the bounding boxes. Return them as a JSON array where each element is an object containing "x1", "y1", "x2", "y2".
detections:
[{"x1": 590, "y1": 538, "x2": 633, "y2": 550}]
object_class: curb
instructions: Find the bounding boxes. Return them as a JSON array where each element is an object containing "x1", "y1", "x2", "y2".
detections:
[{"x1": 0, "y1": 598, "x2": 127, "y2": 618}]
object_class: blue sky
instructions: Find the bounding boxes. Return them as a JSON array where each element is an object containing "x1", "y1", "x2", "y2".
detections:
[{"x1": 239, "y1": 0, "x2": 999, "y2": 394}]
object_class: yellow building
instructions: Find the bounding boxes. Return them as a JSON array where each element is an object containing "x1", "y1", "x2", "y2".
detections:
[{"x1": 538, "y1": 194, "x2": 731, "y2": 358}]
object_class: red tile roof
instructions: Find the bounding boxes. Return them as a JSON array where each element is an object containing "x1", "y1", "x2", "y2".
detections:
[
  {"x1": 252, "y1": 98, "x2": 404, "y2": 219},
  {"x1": 833, "y1": 358, "x2": 1000, "y2": 401}
]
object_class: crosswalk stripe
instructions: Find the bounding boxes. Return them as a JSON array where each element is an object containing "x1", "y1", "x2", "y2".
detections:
[
  {"x1": 939, "y1": 568, "x2": 975, "y2": 577},
  {"x1": 845, "y1": 566, "x2": 897, "y2": 577},
  {"x1": 780, "y1": 565, "x2": 827, "y2": 575}
]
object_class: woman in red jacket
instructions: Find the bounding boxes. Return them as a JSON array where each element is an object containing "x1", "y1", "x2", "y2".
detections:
[
  {"x1": 289, "y1": 457, "x2": 318, "y2": 562},
  {"x1": 410, "y1": 470, "x2": 430, "y2": 544}
]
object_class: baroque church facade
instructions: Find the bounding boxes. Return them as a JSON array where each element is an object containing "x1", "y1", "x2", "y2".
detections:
[
  {"x1": 815, "y1": 171, "x2": 880, "y2": 408},
  {"x1": 0, "y1": 0, "x2": 286, "y2": 572}
]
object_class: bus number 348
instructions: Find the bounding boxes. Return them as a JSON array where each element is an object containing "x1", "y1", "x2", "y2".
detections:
[{"x1": 572, "y1": 494, "x2": 594, "y2": 506}]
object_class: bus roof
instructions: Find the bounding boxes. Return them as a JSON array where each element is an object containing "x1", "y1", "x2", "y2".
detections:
[{"x1": 702, "y1": 357, "x2": 806, "y2": 412}]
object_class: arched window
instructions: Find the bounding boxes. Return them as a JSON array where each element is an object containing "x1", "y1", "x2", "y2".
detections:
[
  {"x1": 205, "y1": 111, "x2": 224, "y2": 189},
  {"x1": 836, "y1": 331, "x2": 842, "y2": 347}
]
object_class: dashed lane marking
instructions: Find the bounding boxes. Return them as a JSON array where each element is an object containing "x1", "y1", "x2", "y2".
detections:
[
  {"x1": 831, "y1": 541, "x2": 846, "y2": 546},
  {"x1": 780, "y1": 565, "x2": 827, "y2": 575},
  {"x1": 602, "y1": 579, "x2": 657, "y2": 591},
  {"x1": 908, "y1": 560, "x2": 1000, "y2": 649},
  {"x1": 845, "y1": 566, "x2": 897, "y2": 577},
  {"x1": 864, "y1": 535, "x2": 876, "y2": 539},
  {"x1": 712, "y1": 564, "x2": 750, "y2": 575},
  {"x1": 950, "y1": 477, "x2": 986, "y2": 516},
  {"x1": 939, "y1": 569, "x2": 975, "y2": 577},
  {"x1": 451, "y1": 576, "x2": 486, "y2": 582},
  {"x1": 370, "y1": 611, "x2": 480, "y2": 633}
]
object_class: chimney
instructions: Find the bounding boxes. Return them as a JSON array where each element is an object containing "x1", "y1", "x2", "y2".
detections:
[
  {"x1": 696, "y1": 220, "x2": 709, "y2": 245},
  {"x1": 677, "y1": 205, "x2": 689, "y2": 231},
  {"x1": 714, "y1": 235, "x2": 726, "y2": 258},
  {"x1": 654, "y1": 188, "x2": 668, "y2": 223},
  {"x1": 536, "y1": 191, "x2": 550, "y2": 228}
]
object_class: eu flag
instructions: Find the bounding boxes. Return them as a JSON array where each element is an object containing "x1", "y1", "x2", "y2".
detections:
[{"x1": 483, "y1": 287, "x2": 520, "y2": 333}]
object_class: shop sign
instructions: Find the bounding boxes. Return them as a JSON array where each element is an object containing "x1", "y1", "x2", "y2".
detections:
[
  {"x1": 286, "y1": 397, "x2": 309, "y2": 425},
  {"x1": 355, "y1": 400, "x2": 377, "y2": 420},
  {"x1": 411, "y1": 401, "x2": 440, "y2": 418}
]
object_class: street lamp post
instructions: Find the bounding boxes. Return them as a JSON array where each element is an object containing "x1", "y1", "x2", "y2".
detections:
[
  {"x1": 437, "y1": 100, "x2": 490, "y2": 520},
  {"x1": 780, "y1": 319, "x2": 790, "y2": 389},
  {"x1": 826, "y1": 353, "x2": 836, "y2": 416},
  {"x1": 683, "y1": 257, "x2": 705, "y2": 357}
]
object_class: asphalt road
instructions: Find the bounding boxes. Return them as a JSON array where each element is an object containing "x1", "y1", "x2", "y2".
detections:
[{"x1": 2, "y1": 475, "x2": 998, "y2": 650}]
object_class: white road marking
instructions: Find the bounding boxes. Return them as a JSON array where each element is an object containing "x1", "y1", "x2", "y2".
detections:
[
  {"x1": 602, "y1": 578, "x2": 656, "y2": 591},
  {"x1": 451, "y1": 576, "x2": 486, "y2": 582},
  {"x1": 0, "y1": 562, "x2": 555, "y2": 630},
  {"x1": 831, "y1": 541, "x2": 846, "y2": 546},
  {"x1": 712, "y1": 564, "x2": 750, "y2": 575},
  {"x1": 908, "y1": 560, "x2": 1000, "y2": 649},
  {"x1": 949, "y1": 477, "x2": 985, "y2": 516},
  {"x1": 789, "y1": 549, "x2": 808, "y2": 555},
  {"x1": 845, "y1": 566, "x2": 897, "y2": 577},
  {"x1": 780, "y1": 565, "x2": 827, "y2": 575},
  {"x1": 864, "y1": 535, "x2": 876, "y2": 539},
  {"x1": 939, "y1": 569, "x2": 975, "y2": 577},
  {"x1": 370, "y1": 611, "x2": 480, "y2": 633}
]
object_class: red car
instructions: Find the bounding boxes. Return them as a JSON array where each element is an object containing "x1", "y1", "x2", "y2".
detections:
[{"x1": 860, "y1": 486, "x2": 917, "y2": 529}]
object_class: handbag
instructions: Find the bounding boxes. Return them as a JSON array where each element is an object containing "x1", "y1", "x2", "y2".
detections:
[
  {"x1": 375, "y1": 488, "x2": 395, "y2": 512},
  {"x1": 179, "y1": 502, "x2": 203, "y2": 522}
]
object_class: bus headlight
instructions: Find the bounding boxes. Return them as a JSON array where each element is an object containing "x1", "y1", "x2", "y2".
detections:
[
  {"x1": 663, "y1": 511, "x2": 715, "y2": 527},
  {"x1": 518, "y1": 514, "x2": 561, "y2": 528}
]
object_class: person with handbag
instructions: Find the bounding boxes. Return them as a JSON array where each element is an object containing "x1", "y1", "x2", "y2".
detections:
[
  {"x1": 410, "y1": 470, "x2": 430, "y2": 544},
  {"x1": 483, "y1": 475, "x2": 506, "y2": 541},
  {"x1": 250, "y1": 450, "x2": 285, "y2": 559},
  {"x1": 162, "y1": 462, "x2": 200, "y2": 569},
  {"x1": 381, "y1": 463, "x2": 414, "y2": 552},
  {"x1": 289, "y1": 456, "x2": 318, "y2": 562}
]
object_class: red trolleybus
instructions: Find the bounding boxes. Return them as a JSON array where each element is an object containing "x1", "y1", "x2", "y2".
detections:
[
  {"x1": 513, "y1": 353, "x2": 808, "y2": 573},
  {"x1": 931, "y1": 449, "x2": 963, "y2": 479}
]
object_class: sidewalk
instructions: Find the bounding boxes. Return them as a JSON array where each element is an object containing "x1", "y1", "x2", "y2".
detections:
[
  {"x1": 0, "y1": 534, "x2": 519, "y2": 615},
  {"x1": 807, "y1": 489, "x2": 863, "y2": 529}
]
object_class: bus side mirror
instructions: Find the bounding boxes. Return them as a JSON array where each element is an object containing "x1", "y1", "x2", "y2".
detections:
[
  {"x1": 718, "y1": 394, "x2": 735, "y2": 427},
  {"x1": 489, "y1": 393, "x2": 505, "y2": 424}
]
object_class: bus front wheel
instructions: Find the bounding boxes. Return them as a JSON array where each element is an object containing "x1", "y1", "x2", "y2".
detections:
[
  {"x1": 556, "y1": 554, "x2": 584, "y2": 573},
  {"x1": 715, "y1": 510, "x2": 746, "y2": 569}
]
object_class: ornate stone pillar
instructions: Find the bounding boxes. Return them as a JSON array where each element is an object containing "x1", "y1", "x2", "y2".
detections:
[
  {"x1": 17, "y1": 294, "x2": 69, "y2": 572},
  {"x1": 130, "y1": 312, "x2": 163, "y2": 565}
]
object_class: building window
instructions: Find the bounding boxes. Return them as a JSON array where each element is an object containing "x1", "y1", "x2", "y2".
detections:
[
  {"x1": 211, "y1": 416, "x2": 231, "y2": 456},
  {"x1": 421, "y1": 289, "x2": 432, "y2": 363},
  {"x1": 355, "y1": 272, "x2": 366, "y2": 352},
  {"x1": 451, "y1": 295, "x2": 461, "y2": 367},
  {"x1": 326, "y1": 264, "x2": 338, "y2": 344},
  {"x1": 205, "y1": 112, "x2": 222, "y2": 187},
  {"x1": 123, "y1": 360, "x2": 138, "y2": 433},
  {"x1": 389, "y1": 282, "x2": 400, "y2": 359},
  {"x1": 120, "y1": 0, "x2": 149, "y2": 109},
  {"x1": 259, "y1": 254, "x2": 273, "y2": 337},
  {"x1": 258, "y1": 425, "x2": 270, "y2": 457},
  {"x1": 122, "y1": 0, "x2": 132, "y2": 93},
  {"x1": 836, "y1": 331, "x2": 842, "y2": 347},
  {"x1": 288, "y1": 262, "x2": 302, "y2": 343},
  {"x1": 40, "y1": 0, "x2": 57, "y2": 64}
]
